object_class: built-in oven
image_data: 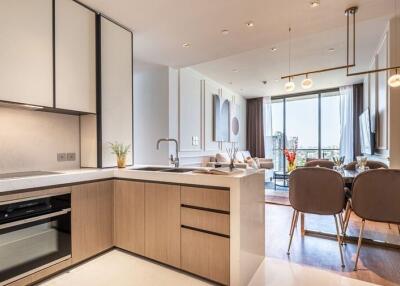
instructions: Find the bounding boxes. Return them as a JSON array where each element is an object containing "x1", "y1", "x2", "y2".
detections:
[{"x1": 0, "y1": 193, "x2": 71, "y2": 285}]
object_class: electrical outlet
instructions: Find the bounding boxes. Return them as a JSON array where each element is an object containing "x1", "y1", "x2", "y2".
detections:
[
  {"x1": 192, "y1": 136, "x2": 200, "y2": 146},
  {"x1": 57, "y1": 153, "x2": 67, "y2": 162},
  {"x1": 67, "y1": 153, "x2": 76, "y2": 161}
]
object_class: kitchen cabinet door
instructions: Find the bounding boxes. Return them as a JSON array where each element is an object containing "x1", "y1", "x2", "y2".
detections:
[
  {"x1": 100, "y1": 16, "x2": 133, "y2": 167},
  {"x1": 114, "y1": 180, "x2": 145, "y2": 255},
  {"x1": 71, "y1": 180, "x2": 114, "y2": 263},
  {"x1": 145, "y1": 183, "x2": 181, "y2": 268},
  {"x1": 0, "y1": 0, "x2": 53, "y2": 107},
  {"x1": 181, "y1": 227, "x2": 230, "y2": 285},
  {"x1": 55, "y1": 0, "x2": 96, "y2": 113}
]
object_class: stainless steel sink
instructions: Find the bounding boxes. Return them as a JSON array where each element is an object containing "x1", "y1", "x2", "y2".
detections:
[
  {"x1": 131, "y1": 167, "x2": 172, "y2": 172},
  {"x1": 131, "y1": 167, "x2": 195, "y2": 173},
  {"x1": 160, "y1": 168, "x2": 196, "y2": 173}
]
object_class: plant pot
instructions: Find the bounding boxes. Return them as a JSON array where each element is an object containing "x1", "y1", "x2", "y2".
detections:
[
  {"x1": 117, "y1": 156, "x2": 126, "y2": 168},
  {"x1": 287, "y1": 161, "x2": 296, "y2": 172}
]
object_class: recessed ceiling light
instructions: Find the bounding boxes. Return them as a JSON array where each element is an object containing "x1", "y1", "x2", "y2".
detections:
[
  {"x1": 246, "y1": 21, "x2": 255, "y2": 28},
  {"x1": 310, "y1": 1, "x2": 320, "y2": 8},
  {"x1": 328, "y1": 48, "x2": 335, "y2": 52},
  {"x1": 221, "y1": 29, "x2": 229, "y2": 35},
  {"x1": 275, "y1": 79, "x2": 279, "y2": 82},
  {"x1": 271, "y1": 47, "x2": 278, "y2": 52},
  {"x1": 182, "y1": 43, "x2": 191, "y2": 48},
  {"x1": 232, "y1": 69, "x2": 239, "y2": 72}
]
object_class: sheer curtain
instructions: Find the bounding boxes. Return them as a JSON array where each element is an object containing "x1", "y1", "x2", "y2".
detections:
[
  {"x1": 263, "y1": 96, "x2": 273, "y2": 159},
  {"x1": 339, "y1": 86, "x2": 354, "y2": 163}
]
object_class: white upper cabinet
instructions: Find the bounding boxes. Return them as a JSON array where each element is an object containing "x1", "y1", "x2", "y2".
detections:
[
  {"x1": 0, "y1": 0, "x2": 53, "y2": 107},
  {"x1": 55, "y1": 0, "x2": 96, "y2": 113},
  {"x1": 100, "y1": 17, "x2": 133, "y2": 167}
]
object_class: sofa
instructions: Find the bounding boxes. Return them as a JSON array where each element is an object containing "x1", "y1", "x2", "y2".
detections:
[{"x1": 206, "y1": 150, "x2": 274, "y2": 170}]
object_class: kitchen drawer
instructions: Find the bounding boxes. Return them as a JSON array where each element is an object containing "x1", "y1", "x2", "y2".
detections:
[
  {"x1": 181, "y1": 186, "x2": 229, "y2": 212},
  {"x1": 181, "y1": 227, "x2": 230, "y2": 285},
  {"x1": 181, "y1": 207, "x2": 230, "y2": 236}
]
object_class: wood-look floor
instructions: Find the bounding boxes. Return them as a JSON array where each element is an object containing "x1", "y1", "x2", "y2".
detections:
[{"x1": 266, "y1": 204, "x2": 400, "y2": 286}]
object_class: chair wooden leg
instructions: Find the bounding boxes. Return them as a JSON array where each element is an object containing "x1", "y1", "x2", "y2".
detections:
[
  {"x1": 398, "y1": 224, "x2": 400, "y2": 235},
  {"x1": 342, "y1": 201, "x2": 351, "y2": 244},
  {"x1": 339, "y1": 212, "x2": 344, "y2": 233},
  {"x1": 287, "y1": 210, "x2": 299, "y2": 255},
  {"x1": 300, "y1": 213, "x2": 305, "y2": 236},
  {"x1": 289, "y1": 209, "x2": 296, "y2": 236},
  {"x1": 334, "y1": 214, "x2": 345, "y2": 268},
  {"x1": 354, "y1": 219, "x2": 366, "y2": 271}
]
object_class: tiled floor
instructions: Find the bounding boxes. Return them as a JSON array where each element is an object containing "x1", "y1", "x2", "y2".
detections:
[{"x1": 38, "y1": 250, "x2": 379, "y2": 286}]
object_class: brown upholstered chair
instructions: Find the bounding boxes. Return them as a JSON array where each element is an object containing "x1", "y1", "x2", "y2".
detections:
[
  {"x1": 304, "y1": 159, "x2": 334, "y2": 169},
  {"x1": 287, "y1": 167, "x2": 346, "y2": 267},
  {"x1": 344, "y1": 160, "x2": 388, "y2": 171},
  {"x1": 348, "y1": 169, "x2": 400, "y2": 270},
  {"x1": 342, "y1": 160, "x2": 389, "y2": 238}
]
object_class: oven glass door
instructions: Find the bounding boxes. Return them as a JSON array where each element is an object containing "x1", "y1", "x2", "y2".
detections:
[{"x1": 0, "y1": 211, "x2": 71, "y2": 284}]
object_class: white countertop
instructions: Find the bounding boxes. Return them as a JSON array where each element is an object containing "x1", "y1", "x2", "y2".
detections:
[{"x1": 0, "y1": 166, "x2": 262, "y2": 194}]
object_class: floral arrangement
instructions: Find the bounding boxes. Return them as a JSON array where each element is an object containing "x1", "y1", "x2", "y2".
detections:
[
  {"x1": 109, "y1": 142, "x2": 131, "y2": 168},
  {"x1": 284, "y1": 137, "x2": 298, "y2": 172}
]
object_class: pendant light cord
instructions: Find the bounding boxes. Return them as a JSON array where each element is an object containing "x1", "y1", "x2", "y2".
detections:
[{"x1": 288, "y1": 27, "x2": 292, "y2": 81}]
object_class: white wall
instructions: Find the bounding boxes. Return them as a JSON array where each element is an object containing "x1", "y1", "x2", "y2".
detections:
[
  {"x1": 0, "y1": 106, "x2": 80, "y2": 173},
  {"x1": 175, "y1": 68, "x2": 247, "y2": 166},
  {"x1": 134, "y1": 62, "x2": 170, "y2": 165},
  {"x1": 133, "y1": 65, "x2": 246, "y2": 167}
]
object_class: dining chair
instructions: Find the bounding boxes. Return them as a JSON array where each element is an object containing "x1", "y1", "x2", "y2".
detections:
[
  {"x1": 287, "y1": 167, "x2": 346, "y2": 267},
  {"x1": 344, "y1": 160, "x2": 388, "y2": 170},
  {"x1": 342, "y1": 160, "x2": 389, "y2": 239},
  {"x1": 304, "y1": 159, "x2": 334, "y2": 169},
  {"x1": 349, "y1": 169, "x2": 400, "y2": 271}
]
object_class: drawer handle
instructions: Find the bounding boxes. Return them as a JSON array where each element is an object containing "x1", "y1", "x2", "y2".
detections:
[
  {"x1": 0, "y1": 208, "x2": 71, "y2": 230},
  {"x1": 181, "y1": 225, "x2": 230, "y2": 239},
  {"x1": 181, "y1": 204, "x2": 230, "y2": 215}
]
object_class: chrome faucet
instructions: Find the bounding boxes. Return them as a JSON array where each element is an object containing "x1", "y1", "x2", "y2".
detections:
[{"x1": 156, "y1": 138, "x2": 180, "y2": 168}]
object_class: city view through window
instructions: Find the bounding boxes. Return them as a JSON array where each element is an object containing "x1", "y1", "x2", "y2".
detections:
[{"x1": 269, "y1": 90, "x2": 341, "y2": 171}]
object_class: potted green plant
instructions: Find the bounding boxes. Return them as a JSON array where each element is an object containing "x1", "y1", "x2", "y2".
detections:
[{"x1": 109, "y1": 142, "x2": 131, "y2": 168}]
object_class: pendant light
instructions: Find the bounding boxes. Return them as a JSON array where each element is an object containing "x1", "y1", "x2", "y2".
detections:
[
  {"x1": 284, "y1": 27, "x2": 295, "y2": 92},
  {"x1": 285, "y1": 78, "x2": 296, "y2": 92},
  {"x1": 388, "y1": 69, "x2": 400, "y2": 87},
  {"x1": 301, "y1": 74, "x2": 313, "y2": 89}
]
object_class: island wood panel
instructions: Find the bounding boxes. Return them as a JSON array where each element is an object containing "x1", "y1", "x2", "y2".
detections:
[
  {"x1": 114, "y1": 180, "x2": 145, "y2": 255},
  {"x1": 181, "y1": 186, "x2": 230, "y2": 212},
  {"x1": 71, "y1": 180, "x2": 113, "y2": 264},
  {"x1": 0, "y1": 186, "x2": 71, "y2": 203},
  {"x1": 181, "y1": 227, "x2": 230, "y2": 285},
  {"x1": 144, "y1": 183, "x2": 181, "y2": 268},
  {"x1": 181, "y1": 207, "x2": 230, "y2": 236}
]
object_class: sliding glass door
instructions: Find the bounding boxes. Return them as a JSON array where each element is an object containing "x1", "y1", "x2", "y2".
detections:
[
  {"x1": 286, "y1": 94, "x2": 319, "y2": 166},
  {"x1": 270, "y1": 89, "x2": 340, "y2": 171},
  {"x1": 321, "y1": 91, "x2": 341, "y2": 159}
]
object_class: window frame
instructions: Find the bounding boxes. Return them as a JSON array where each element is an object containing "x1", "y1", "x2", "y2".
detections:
[{"x1": 271, "y1": 87, "x2": 340, "y2": 171}]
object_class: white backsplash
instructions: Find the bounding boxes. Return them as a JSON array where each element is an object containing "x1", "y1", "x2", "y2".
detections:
[{"x1": 0, "y1": 106, "x2": 80, "y2": 173}]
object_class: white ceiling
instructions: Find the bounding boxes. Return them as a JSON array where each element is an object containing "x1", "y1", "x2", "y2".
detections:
[{"x1": 82, "y1": 0, "x2": 398, "y2": 97}]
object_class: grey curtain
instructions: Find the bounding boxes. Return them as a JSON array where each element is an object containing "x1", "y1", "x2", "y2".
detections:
[
  {"x1": 353, "y1": 83, "x2": 364, "y2": 159},
  {"x1": 246, "y1": 98, "x2": 265, "y2": 158}
]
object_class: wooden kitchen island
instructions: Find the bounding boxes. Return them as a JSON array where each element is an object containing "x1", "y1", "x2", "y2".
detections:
[{"x1": 0, "y1": 168, "x2": 265, "y2": 286}]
